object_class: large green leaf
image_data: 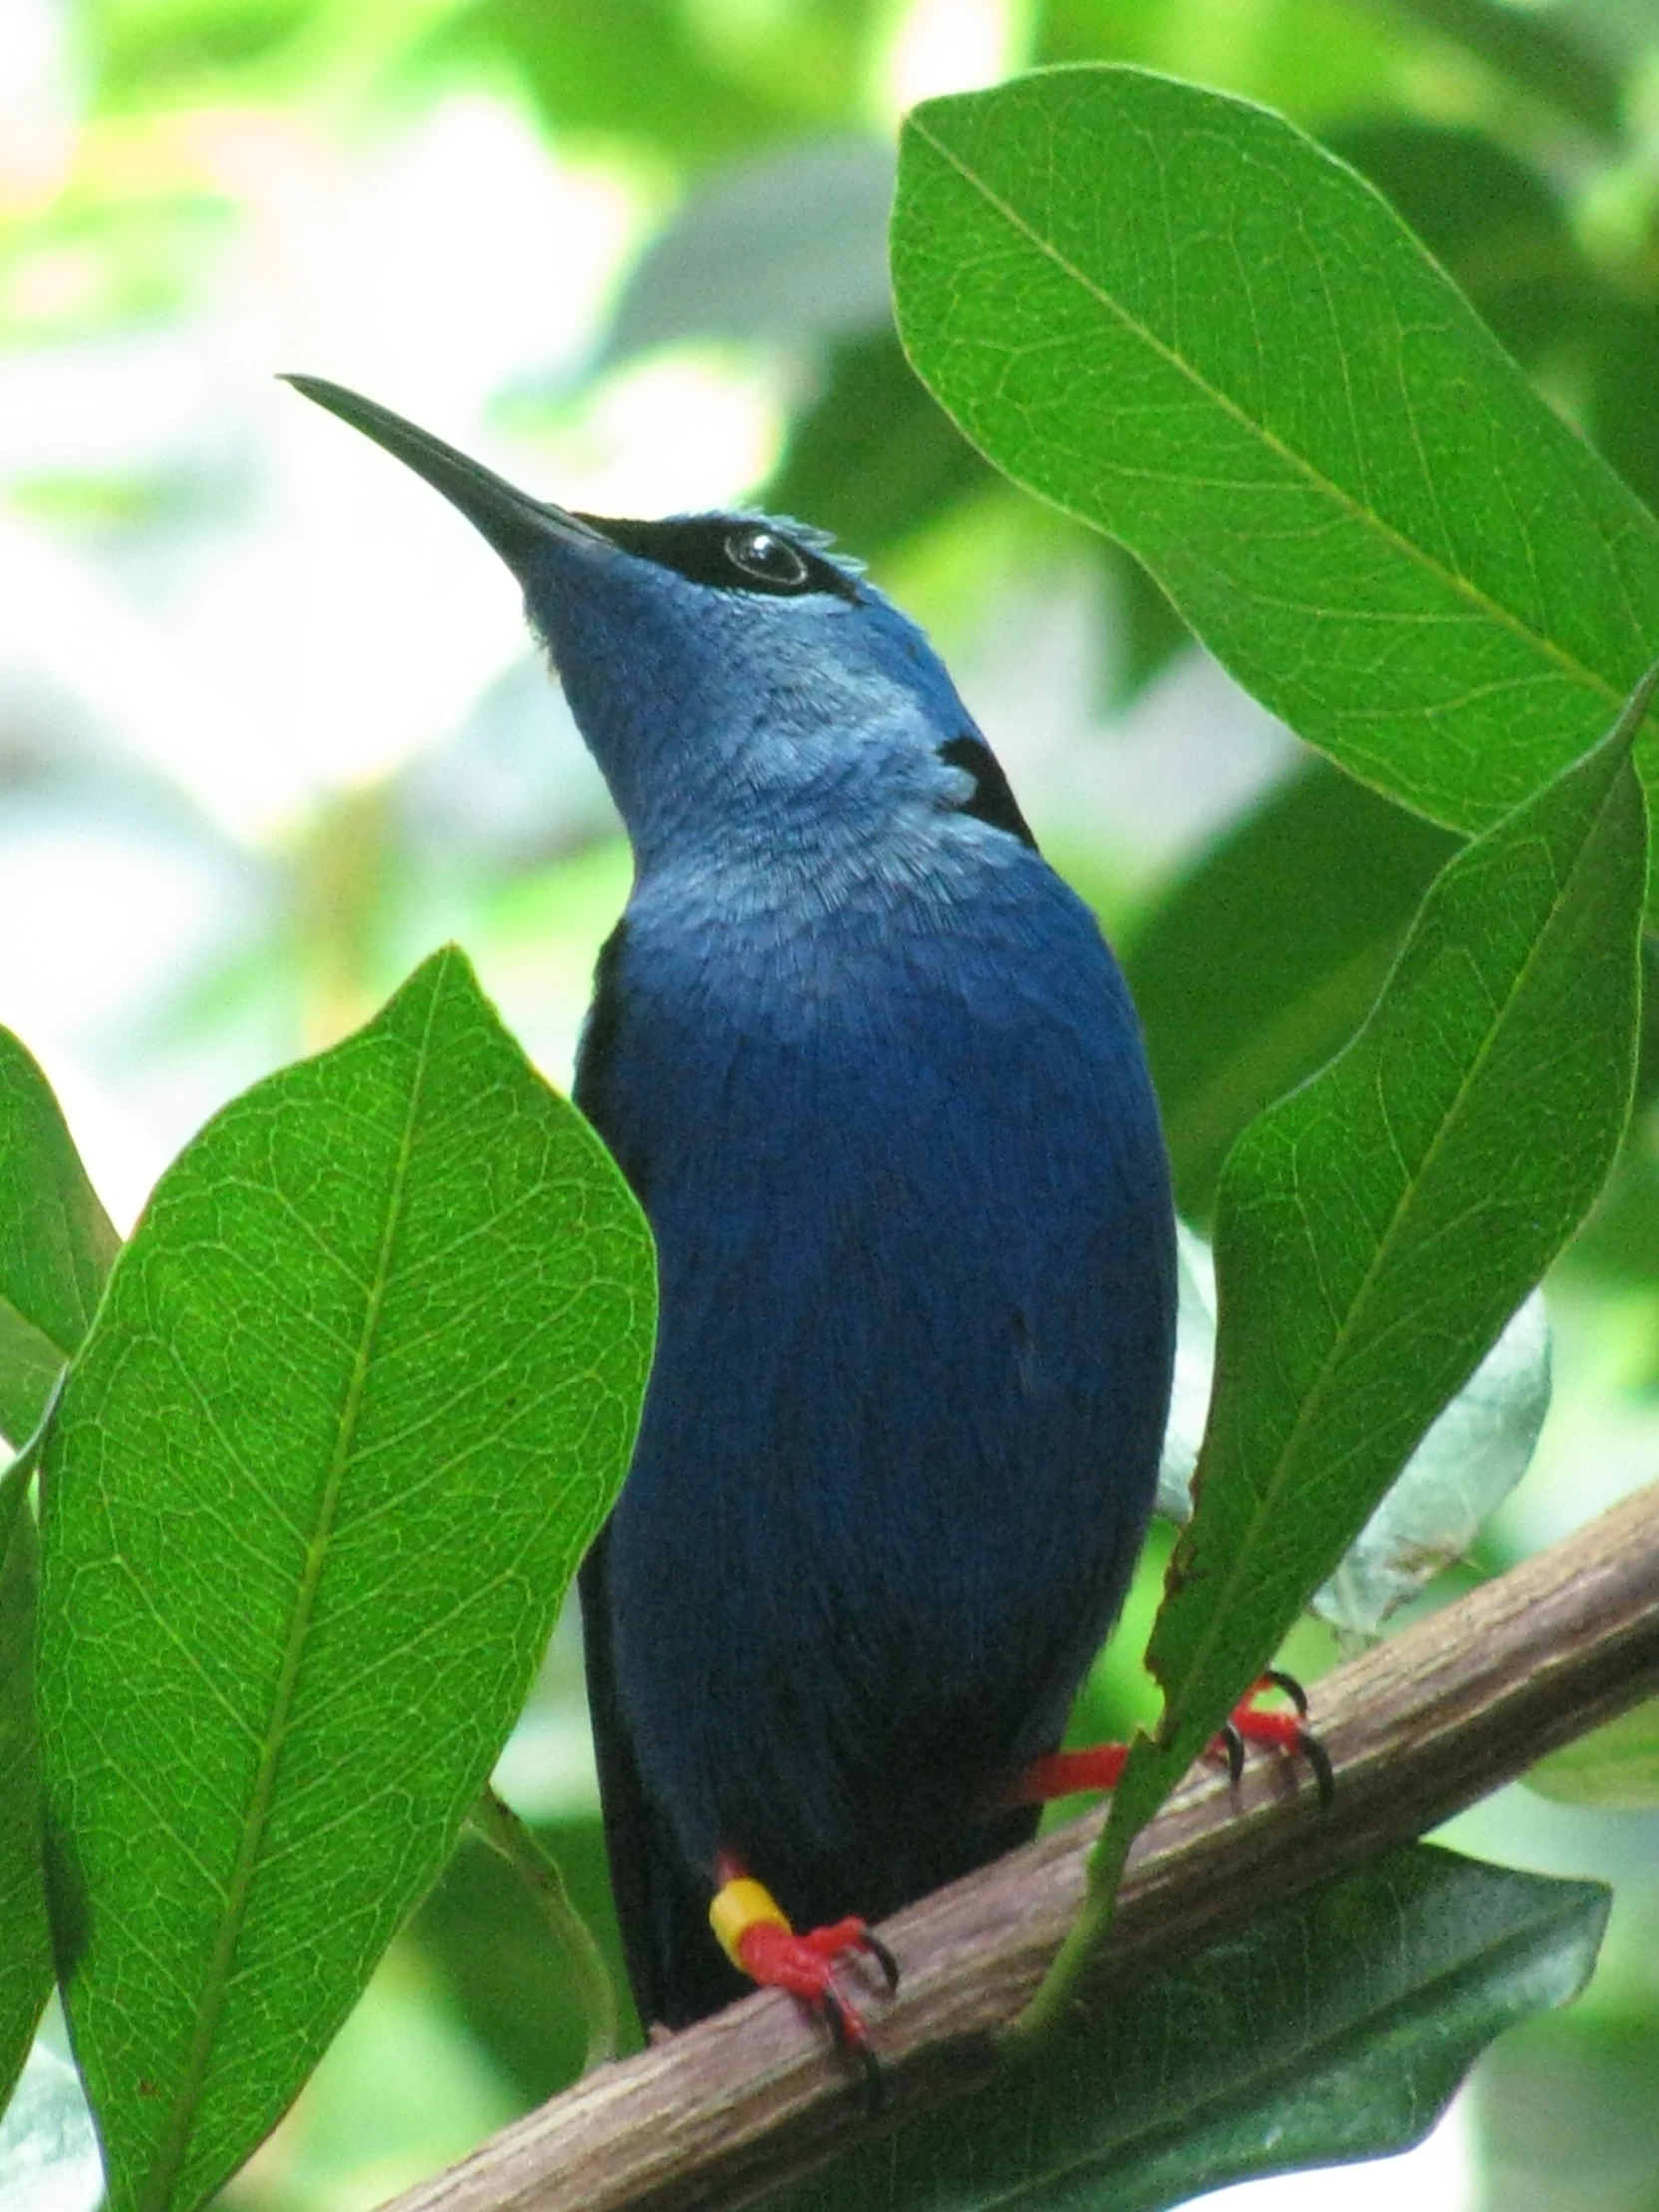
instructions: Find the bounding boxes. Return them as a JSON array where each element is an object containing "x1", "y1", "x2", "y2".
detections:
[
  {"x1": 1084, "y1": 673, "x2": 1648, "y2": 1932},
  {"x1": 0, "y1": 1029, "x2": 119, "y2": 1446},
  {"x1": 891, "y1": 68, "x2": 1659, "y2": 904},
  {"x1": 764, "y1": 1845, "x2": 1606, "y2": 2212},
  {"x1": 1127, "y1": 761, "x2": 1460, "y2": 1218},
  {"x1": 0, "y1": 1448, "x2": 51, "y2": 2120},
  {"x1": 36, "y1": 947, "x2": 655, "y2": 2212}
]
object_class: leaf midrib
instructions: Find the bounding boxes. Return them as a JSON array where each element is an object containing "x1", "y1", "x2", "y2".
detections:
[
  {"x1": 1160, "y1": 752, "x2": 1637, "y2": 1720},
  {"x1": 137, "y1": 970, "x2": 446, "y2": 2212},
  {"x1": 907, "y1": 105, "x2": 1642, "y2": 734}
]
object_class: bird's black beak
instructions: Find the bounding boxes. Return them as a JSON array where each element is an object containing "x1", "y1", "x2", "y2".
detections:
[{"x1": 282, "y1": 374, "x2": 607, "y2": 578}]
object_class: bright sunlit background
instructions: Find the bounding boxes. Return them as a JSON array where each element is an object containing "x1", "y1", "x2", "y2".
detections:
[{"x1": 3, "y1": 2, "x2": 1659, "y2": 2207}]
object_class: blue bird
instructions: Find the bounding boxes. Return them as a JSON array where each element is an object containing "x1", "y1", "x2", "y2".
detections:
[{"x1": 286, "y1": 375, "x2": 1180, "y2": 2050}]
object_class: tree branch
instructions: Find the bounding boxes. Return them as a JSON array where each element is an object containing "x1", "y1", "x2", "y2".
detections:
[{"x1": 382, "y1": 1478, "x2": 1659, "y2": 2212}]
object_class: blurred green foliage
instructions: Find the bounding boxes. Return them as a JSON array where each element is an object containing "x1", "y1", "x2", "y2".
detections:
[{"x1": 413, "y1": 1813, "x2": 640, "y2": 2099}]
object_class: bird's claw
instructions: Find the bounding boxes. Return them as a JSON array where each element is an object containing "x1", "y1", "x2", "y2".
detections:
[
  {"x1": 1206, "y1": 1672, "x2": 1334, "y2": 1806},
  {"x1": 1217, "y1": 1717, "x2": 1246, "y2": 1785},
  {"x1": 859, "y1": 1927, "x2": 901, "y2": 1994},
  {"x1": 815, "y1": 1984, "x2": 887, "y2": 2113},
  {"x1": 1261, "y1": 1666, "x2": 1309, "y2": 1716},
  {"x1": 737, "y1": 1915, "x2": 897, "y2": 2111},
  {"x1": 792, "y1": 1915, "x2": 900, "y2": 1994}
]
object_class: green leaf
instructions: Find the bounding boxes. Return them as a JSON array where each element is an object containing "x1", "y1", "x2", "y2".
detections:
[
  {"x1": 1311, "y1": 1289, "x2": 1550, "y2": 1644},
  {"x1": 1127, "y1": 761, "x2": 1460, "y2": 1219},
  {"x1": 891, "y1": 68, "x2": 1659, "y2": 902},
  {"x1": 1091, "y1": 665, "x2": 1649, "y2": 1906},
  {"x1": 0, "y1": 1447, "x2": 51, "y2": 2120},
  {"x1": 763, "y1": 1845, "x2": 1606, "y2": 2212},
  {"x1": 0, "y1": 1029, "x2": 119, "y2": 1445},
  {"x1": 0, "y1": 1024, "x2": 94, "y2": 2111},
  {"x1": 1157, "y1": 1241, "x2": 1551, "y2": 1648},
  {"x1": 1526, "y1": 1697, "x2": 1659, "y2": 1811},
  {"x1": 36, "y1": 947, "x2": 655, "y2": 2212}
]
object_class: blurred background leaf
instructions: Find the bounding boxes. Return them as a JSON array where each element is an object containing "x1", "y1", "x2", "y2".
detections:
[
  {"x1": 764, "y1": 1847, "x2": 1609, "y2": 2212},
  {"x1": 0, "y1": 1454, "x2": 51, "y2": 2120},
  {"x1": 411, "y1": 1811, "x2": 639, "y2": 2101},
  {"x1": 1527, "y1": 1699, "x2": 1659, "y2": 1813},
  {"x1": 1125, "y1": 763, "x2": 1461, "y2": 1220},
  {"x1": 0, "y1": 1031, "x2": 117, "y2": 1447}
]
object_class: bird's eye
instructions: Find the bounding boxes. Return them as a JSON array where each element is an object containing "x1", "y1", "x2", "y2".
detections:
[{"x1": 724, "y1": 526, "x2": 810, "y2": 588}]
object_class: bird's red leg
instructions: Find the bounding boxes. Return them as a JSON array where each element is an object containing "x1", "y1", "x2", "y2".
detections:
[
  {"x1": 1005, "y1": 1671, "x2": 1332, "y2": 1808},
  {"x1": 1218, "y1": 1670, "x2": 1335, "y2": 1802},
  {"x1": 1005, "y1": 1742, "x2": 1130, "y2": 1802},
  {"x1": 708, "y1": 1852, "x2": 898, "y2": 2100}
]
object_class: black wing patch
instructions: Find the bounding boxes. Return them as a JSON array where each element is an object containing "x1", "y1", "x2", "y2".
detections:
[{"x1": 937, "y1": 733, "x2": 1037, "y2": 849}]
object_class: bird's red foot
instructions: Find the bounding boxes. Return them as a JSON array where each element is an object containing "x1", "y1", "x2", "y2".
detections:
[
  {"x1": 1210, "y1": 1670, "x2": 1335, "y2": 1804},
  {"x1": 709, "y1": 1870, "x2": 898, "y2": 2105},
  {"x1": 737, "y1": 1916, "x2": 899, "y2": 2039},
  {"x1": 1004, "y1": 1670, "x2": 1332, "y2": 1809}
]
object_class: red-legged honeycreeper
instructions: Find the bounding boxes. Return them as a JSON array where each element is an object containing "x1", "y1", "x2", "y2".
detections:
[{"x1": 285, "y1": 374, "x2": 1178, "y2": 2044}]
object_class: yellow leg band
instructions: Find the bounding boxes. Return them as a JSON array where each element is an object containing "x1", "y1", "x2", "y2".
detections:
[{"x1": 709, "y1": 1876, "x2": 791, "y2": 1971}]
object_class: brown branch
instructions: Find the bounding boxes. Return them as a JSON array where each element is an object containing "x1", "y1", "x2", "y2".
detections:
[{"x1": 382, "y1": 1478, "x2": 1659, "y2": 2212}]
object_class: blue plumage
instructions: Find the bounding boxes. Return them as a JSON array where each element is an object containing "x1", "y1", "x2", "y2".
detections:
[{"x1": 286, "y1": 376, "x2": 1177, "y2": 2031}]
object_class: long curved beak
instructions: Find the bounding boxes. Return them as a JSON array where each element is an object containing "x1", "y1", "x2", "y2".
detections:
[{"x1": 281, "y1": 374, "x2": 607, "y2": 578}]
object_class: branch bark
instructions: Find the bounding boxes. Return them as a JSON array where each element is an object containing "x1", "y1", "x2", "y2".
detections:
[{"x1": 383, "y1": 1478, "x2": 1659, "y2": 2212}]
